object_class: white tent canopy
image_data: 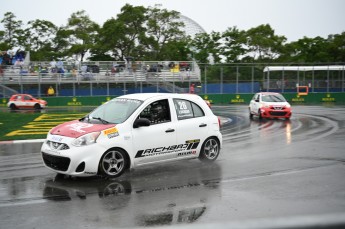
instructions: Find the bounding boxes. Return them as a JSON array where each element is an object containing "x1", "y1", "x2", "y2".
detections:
[{"x1": 263, "y1": 65, "x2": 345, "y2": 72}]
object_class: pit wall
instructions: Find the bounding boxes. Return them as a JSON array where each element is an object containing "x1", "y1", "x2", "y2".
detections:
[{"x1": 1, "y1": 93, "x2": 344, "y2": 107}]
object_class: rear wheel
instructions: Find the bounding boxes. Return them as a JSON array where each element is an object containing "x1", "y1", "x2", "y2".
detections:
[
  {"x1": 99, "y1": 148, "x2": 128, "y2": 178},
  {"x1": 199, "y1": 137, "x2": 220, "y2": 162}
]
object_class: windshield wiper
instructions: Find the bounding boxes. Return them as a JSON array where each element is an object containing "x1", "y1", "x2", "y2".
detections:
[
  {"x1": 92, "y1": 117, "x2": 109, "y2": 124},
  {"x1": 79, "y1": 114, "x2": 90, "y2": 122}
]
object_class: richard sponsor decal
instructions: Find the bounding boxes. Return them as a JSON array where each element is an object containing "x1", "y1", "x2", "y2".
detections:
[{"x1": 135, "y1": 139, "x2": 200, "y2": 158}]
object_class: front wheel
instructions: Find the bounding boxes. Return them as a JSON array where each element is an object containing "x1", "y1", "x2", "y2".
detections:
[
  {"x1": 258, "y1": 109, "x2": 263, "y2": 119},
  {"x1": 199, "y1": 137, "x2": 220, "y2": 162},
  {"x1": 9, "y1": 103, "x2": 17, "y2": 110},
  {"x1": 249, "y1": 108, "x2": 254, "y2": 119},
  {"x1": 99, "y1": 148, "x2": 128, "y2": 178},
  {"x1": 34, "y1": 103, "x2": 41, "y2": 109}
]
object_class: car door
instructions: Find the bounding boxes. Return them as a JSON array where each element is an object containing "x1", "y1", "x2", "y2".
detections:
[
  {"x1": 173, "y1": 99, "x2": 209, "y2": 158},
  {"x1": 132, "y1": 99, "x2": 177, "y2": 165},
  {"x1": 24, "y1": 95, "x2": 34, "y2": 107}
]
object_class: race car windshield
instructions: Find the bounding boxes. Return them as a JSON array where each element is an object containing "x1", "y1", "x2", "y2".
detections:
[
  {"x1": 262, "y1": 94, "x2": 286, "y2": 102},
  {"x1": 88, "y1": 98, "x2": 143, "y2": 124}
]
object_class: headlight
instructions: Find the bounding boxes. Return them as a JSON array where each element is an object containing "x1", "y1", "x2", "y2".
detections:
[{"x1": 72, "y1": 132, "x2": 101, "y2": 147}]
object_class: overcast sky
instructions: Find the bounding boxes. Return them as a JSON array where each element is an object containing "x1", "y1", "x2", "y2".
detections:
[{"x1": 1, "y1": 0, "x2": 344, "y2": 42}]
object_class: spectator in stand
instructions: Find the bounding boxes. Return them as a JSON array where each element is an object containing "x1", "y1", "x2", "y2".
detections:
[{"x1": 47, "y1": 86, "x2": 55, "y2": 96}]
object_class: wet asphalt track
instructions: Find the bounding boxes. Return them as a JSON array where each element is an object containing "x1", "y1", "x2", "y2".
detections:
[{"x1": 0, "y1": 105, "x2": 345, "y2": 228}]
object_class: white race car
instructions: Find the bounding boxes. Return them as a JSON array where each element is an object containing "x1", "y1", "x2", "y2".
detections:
[{"x1": 41, "y1": 93, "x2": 222, "y2": 178}]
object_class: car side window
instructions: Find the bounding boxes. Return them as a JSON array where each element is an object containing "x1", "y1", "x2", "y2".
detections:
[
  {"x1": 138, "y1": 99, "x2": 171, "y2": 125},
  {"x1": 174, "y1": 99, "x2": 205, "y2": 120},
  {"x1": 24, "y1": 95, "x2": 31, "y2": 100},
  {"x1": 256, "y1": 94, "x2": 260, "y2": 101}
]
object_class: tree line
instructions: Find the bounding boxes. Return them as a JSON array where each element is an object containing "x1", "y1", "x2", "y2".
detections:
[{"x1": 0, "y1": 4, "x2": 344, "y2": 64}]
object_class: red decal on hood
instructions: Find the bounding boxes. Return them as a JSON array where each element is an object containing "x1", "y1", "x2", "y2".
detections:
[{"x1": 50, "y1": 120, "x2": 115, "y2": 138}]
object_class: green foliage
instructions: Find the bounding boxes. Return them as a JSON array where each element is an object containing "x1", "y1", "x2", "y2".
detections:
[
  {"x1": 0, "y1": 12, "x2": 23, "y2": 48},
  {"x1": 0, "y1": 6, "x2": 344, "y2": 65}
]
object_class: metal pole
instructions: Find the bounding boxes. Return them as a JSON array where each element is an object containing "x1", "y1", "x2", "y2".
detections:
[
  {"x1": 156, "y1": 67, "x2": 159, "y2": 93},
  {"x1": 220, "y1": 67, "x2": 223, "y2": 94},
  {"x1": 124, "y1": 81, "x2": 127, "y2": 95},
  {"x1": 282, "y1": 68, "x2": 285, "y2": 93},
  {"x1": 236, "y1": 66, "x2": 239, "y2": 94},
  {"x1": 172, "y1": 69, "x2": 175, "y2": 93},
  {"x1": 341, "y1": 65, "x2": 345, "y2": 92},
  {"x1": 251, "y1": 66, "x2": 254, "y2": 93},
  {"x1": 312, "y1": 66, "x2": 315, "y2": 93},
  {"x1": 107, "y1": 81, "x2": 109, "y2": 96},
  {"x1": 204, "y1": 65, "x2": 207, "y2": 94},
  {"x1": 297, "y1": 67, "x2": 300, "y2": 90},
  {"x1": 267, "y1": 71, "x2": 270, "y2": 92},
  {"x1": 38, "y1": 73, "x2": 41, "y2": 97},
  {"x1": 327, "y1": 66, "x2": 330, "y2": 93}
]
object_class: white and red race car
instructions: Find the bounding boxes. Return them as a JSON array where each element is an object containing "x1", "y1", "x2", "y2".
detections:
[
  {"x1": 7, "y1": 94, "x2": 47, "y2": 110},
  {"x1": 249, "y1": 92, "x2": 292, "y2": 120},
  {"x1": 41, "y1": 93, "x2": 222, "y2": 178}
]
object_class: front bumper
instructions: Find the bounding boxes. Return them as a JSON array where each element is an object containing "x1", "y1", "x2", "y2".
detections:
[
  {"x1": 41, "y1": 138, "x2": 106, "y2": 177},
  {"x1": 260, "y1": 108, "x2": 292, "y2": 119}
]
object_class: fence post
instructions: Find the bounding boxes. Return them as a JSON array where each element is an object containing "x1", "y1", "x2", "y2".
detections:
[
  {"x1": 220, "y1": 67, "x2": 223, "y2": 94},
  {"x1": 204, "y1": 65, "x2": 207, "y2": 94},
  {"x1": 236, "y1": 66, "x2": 239, "y2": 94},
  {"x1": 251, "y1": 66, "x2": 254, "y2": 93}
]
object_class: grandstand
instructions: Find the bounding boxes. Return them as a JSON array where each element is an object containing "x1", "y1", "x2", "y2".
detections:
[{"x1": 0, "y1": 59, "x2": 201, "y2": 97}]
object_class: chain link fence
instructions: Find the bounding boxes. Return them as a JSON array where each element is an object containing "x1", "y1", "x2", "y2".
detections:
[{"x1": 1, "y1": 62, "x2": 344, "y2": 97}]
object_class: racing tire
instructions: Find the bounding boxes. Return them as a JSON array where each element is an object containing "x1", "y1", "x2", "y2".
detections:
[
  {"x1": 9, "y1": 103, "x2": 17, "y2": 110},
  {"x1": 99, "y1": 148, "x2": 128, "y2": 178},
  {"x1": 199, "y1": 137, "x2": 220, "y2": 162},
  {"x1": 258, "y1": 109, "x2": 263, "y2": 120},
  {"x1": 249, "y1": 108, "x2": 253, "y2": 119},
  {"x1": 34, "y1": 103, "x2": 41, "y2": 110}
]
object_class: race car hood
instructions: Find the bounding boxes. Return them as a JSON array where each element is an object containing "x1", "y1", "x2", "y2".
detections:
[
  {"x1": 50, "y1": 120, "x2": 116, "y2": 138},
  {"x1": 261, "y1": 102, "x2": 290, "y2": 107}
]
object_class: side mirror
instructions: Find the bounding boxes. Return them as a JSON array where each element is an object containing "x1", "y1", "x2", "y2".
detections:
[
  {"x1": 255, "y1": 99, "x2": 259, "y2": 102},
  {"x1": 133, "y1": 118, "x2": 151, "y2": 128}
]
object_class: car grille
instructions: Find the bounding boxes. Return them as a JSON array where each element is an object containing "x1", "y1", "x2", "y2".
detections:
[
  {"x1": 269, "y1": 111, "x2": 287, "y2": 116},
  {"x1": 47, "y1": 140, "x2": 70, "y2": 150},
  {"x1": 272, "y1": 106, "x2": 284, "y2": 110},
  {"x1": 42, "y1": 152, "x2": 70, "y2": 172}
]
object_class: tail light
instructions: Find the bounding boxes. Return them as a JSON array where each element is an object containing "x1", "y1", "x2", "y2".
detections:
[{"x1": 218, "y1": 116, "x2": 222, "y2": 128}]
